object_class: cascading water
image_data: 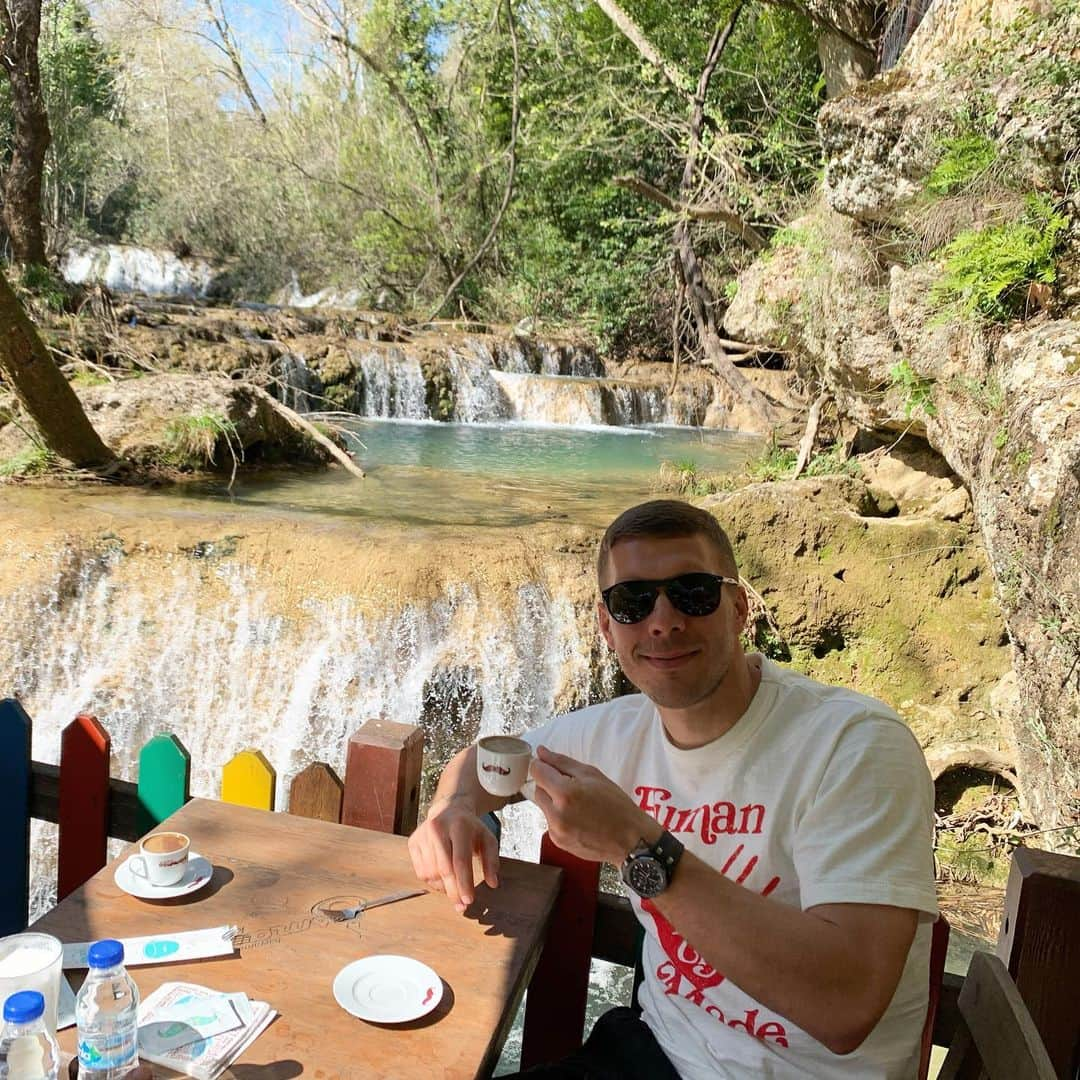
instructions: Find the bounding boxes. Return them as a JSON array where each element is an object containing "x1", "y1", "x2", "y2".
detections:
[
  {"x1": 61, "y1": 243, "x2": 216, "y2": 298},
  {"x1": 356, "y1": 347, "x2": 429, "y2": 418},
  {"x1": 1, "y1": 537, "x2": 616, "y2": 919}
]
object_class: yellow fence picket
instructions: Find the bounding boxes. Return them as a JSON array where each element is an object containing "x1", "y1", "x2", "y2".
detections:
[{"x1": 221, "y1": 749, "x2": 276, "y2": 810}]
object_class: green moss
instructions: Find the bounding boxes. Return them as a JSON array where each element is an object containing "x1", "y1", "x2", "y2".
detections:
[
  {"x1": 932, "y1": 196, "x2": 1068, "y2": 322},
  {"x1": 70, "y1": 370, "x2": 112, "y2": 388}
]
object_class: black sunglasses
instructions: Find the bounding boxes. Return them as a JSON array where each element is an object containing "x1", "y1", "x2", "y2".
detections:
[{"x1": 601, "y1": 573, "x2": 741, "y2": 625}]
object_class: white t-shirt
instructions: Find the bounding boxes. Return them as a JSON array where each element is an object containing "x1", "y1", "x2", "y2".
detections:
[{"x1": 522, "y1": 655, "x2": 938, "y2": 1080}]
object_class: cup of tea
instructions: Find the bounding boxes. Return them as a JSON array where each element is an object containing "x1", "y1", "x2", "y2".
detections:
[
  {"x1": 476, "y1": 736, "x2": 535, "y2": 799},
  {"x1": 130, "y1": 831, "x2": 190, "y2": 887}
]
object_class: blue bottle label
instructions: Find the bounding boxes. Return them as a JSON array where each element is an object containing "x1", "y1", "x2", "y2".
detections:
[{"x1": 77, "y1": 1027, "x2": 137, "y2": 1071}]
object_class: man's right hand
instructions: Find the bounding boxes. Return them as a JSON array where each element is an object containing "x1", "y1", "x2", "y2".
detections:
[{"x1": 408, "y1": 796, "x2": 500, "y2": 913}]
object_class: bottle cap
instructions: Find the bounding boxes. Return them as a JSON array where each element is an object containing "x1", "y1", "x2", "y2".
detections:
[
  {"x1": 87, "y1": 939, "x2": 124, "y2": 969},
  {"x1": 3, "y1": 990, "x2": 45, "y2": 1024}
]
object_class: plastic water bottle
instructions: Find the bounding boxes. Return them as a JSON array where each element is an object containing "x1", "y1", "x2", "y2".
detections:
[
  {"x1": 75, "y1": 941, "x2": 140, "y2": 1079},
  {"x1": 0, "y1": 990, "x2": 60, "y2": 1079}
]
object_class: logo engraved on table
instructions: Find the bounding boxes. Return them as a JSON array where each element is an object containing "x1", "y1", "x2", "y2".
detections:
[{"x1": 227, "y1": 896, "x2": 367, "y2": 950}]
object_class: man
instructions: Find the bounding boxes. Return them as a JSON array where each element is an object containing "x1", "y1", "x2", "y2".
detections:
[{"x1": 409, "y1": 500, "x2": 938, "y2": 1079}]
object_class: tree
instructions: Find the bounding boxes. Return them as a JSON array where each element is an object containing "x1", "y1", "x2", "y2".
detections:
[
  {"x1": 0, "y1": 270, "x2": 116, "y2": 466},
  {"x1": 0, "y1": 0, "x2": 51, "y2": 264}
]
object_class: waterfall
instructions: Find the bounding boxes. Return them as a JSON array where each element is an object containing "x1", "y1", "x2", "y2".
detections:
[
  {"x1": 276, "y1": 353, "x2": 324, "y2": 413},
  {"x1": 356, "y1": 347, "x2": 429, "y2": 418},
  {"x1": 1, "y1": 538, "x2": 616, "y2": 919},
  {"x1": 489, "y1": 372, "x2": 672, "y2": 427},
  {"x1": 61, "y1": 243, "x2": 216, "y2": 298},
  {"x1": 272, "y1": 336, "x2": 622, "y2": 425}
]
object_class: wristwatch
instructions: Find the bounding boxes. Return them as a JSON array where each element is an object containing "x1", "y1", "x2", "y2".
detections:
[{"x1": 620, "y1": 830, "x2": 684, "y2": 898}]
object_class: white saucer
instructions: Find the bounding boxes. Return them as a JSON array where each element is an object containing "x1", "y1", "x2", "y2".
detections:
[
  {"x1": 114, "y1": 853, "x2": 213, "y2": 899},
  {"x1": 333, "y1": 955, "x2": 443, "y2": 1023}
]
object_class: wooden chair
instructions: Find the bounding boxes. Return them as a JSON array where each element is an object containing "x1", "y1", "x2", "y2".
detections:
[
  {"x1": 918, "y1": 914, "x2": 951, "y2": 1080},
  {"x1": 521, "y1": 836, "x2": 954, "y2": 1077},
  {"x1": 937, "y1": 951, "x2": 1055, "y2": 1080}
]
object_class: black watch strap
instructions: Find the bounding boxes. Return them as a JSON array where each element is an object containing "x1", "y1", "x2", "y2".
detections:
[{"x1": 650, "y1": 829, "x2": 684, "y2": 878}]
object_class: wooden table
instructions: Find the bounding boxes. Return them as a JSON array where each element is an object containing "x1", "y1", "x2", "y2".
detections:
[{"x1": 33, "y1": 798, "x2": 562, "y2": 1079}]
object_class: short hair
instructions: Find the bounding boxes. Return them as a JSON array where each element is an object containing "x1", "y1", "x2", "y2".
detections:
[{"x1": 597, "y1": 500, "x2": 739, "y2": 581}]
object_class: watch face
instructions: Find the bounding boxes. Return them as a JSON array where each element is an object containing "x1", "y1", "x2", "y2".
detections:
[{"x1": 627, "y1": 856, "x2": 667, "y2": 898}]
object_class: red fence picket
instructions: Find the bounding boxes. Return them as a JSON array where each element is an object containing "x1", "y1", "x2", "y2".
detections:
[
  {"x1": 57, "y1": 713, "x2": 111, "y2": 900},
  {"x1": 520, "y1": 832, "x2": 601, "y2": 1069}
]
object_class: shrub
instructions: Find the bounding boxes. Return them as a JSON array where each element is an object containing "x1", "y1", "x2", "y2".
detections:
[
  {"x1": 163, "y1": 413, "x2": 241, "y2": 469},
  {"x1": 0, "y1": 446, "x2": 57, "y2": 478},
  {"x1": 925, "y1": 134, "x2": 997, "y2": 196},
  {"x1": 931, "y1": 196, "x2": 1068, "y2": 321},
  {"x1": 890, "y1": 360, "x2": 937, "y2": 419}
]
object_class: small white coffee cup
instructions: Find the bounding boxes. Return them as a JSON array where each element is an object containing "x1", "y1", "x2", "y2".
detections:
[
  {"x1": 476, "y1": 736, "x2": 535, "y2": 799},
  {"x1": 130, "y1": 831, "x2": 190, "y2": 887}
]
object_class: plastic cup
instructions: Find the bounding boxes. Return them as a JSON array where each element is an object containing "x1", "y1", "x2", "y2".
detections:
[{"x1": 0, "y1": 932, "x2": 63, "y2": 1036}]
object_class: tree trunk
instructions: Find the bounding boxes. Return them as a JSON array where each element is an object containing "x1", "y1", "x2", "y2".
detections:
[
  {"x1": 0, "y1": 271, "x2": 116, "y2": 466},
  {"x1": 0, "y1": 0, "x2": 51, "y2": 265},
  {"x1": 674, "y1": 7, "x2": 786, "y2": 430}
]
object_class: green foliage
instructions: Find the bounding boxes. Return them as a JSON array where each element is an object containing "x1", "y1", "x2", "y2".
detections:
[
  {"x1": 932, "y1": 196, "x2": 1068, "y2": 321},
  {"x1": 890, "y1": 360, "x2": 937, "y2": 419},
  {"x1": 925, "y1": 134, "x2": 997, "y2": 196},
  {"x1": 163, "y1": 413, "x2": 241, "y2": 469},
  {"x1": 0, "y1": 446, "x2": 57, "y2": 478},
  {"x1": 746, "y1": 441, "x2": 797, "y2": 481},
  {"x1": 803, "y1": 445, "x2": 861, "y2": 478},
  {"x1": 18, "y1": 264, "x2": 68, "y2": 313}
]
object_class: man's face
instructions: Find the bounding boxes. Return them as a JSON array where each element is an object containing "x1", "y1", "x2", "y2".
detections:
[{"x1": 597, "y1": 533, "x2": 748, "y2": 712}]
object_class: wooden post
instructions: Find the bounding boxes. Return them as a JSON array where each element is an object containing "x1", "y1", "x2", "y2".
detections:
[
  {"x1": 288, "y1": 762, "x2": 344, "y2": 823},
  {"x1": 0, "y1": 699, "x2": 32, "y2": 934},
  {"x1": 996, "y1": 846, "x2": 1080, "y2": 1077},
  {"x1": 221, "y1": 749, "x2": 276, "y2": 811},
  {"x1": 341, "y1": 720, "x2": 423, "y2": 835},
  {"x1": 520, "y1": 833, "x2": 600, "y2": 1070},
  {"x1": 137, "y1": 734, "x2": 191, "y2": 835},
  {"x1": 58, "y1": 714, "x2": 111, "y2": 900}
]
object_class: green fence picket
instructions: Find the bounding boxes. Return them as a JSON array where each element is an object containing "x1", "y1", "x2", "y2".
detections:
[{"x1": 137, "y1": 733, "x2": 191, "y2": 835}]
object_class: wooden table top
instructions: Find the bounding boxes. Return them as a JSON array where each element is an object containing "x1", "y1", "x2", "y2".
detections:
[{"x1": 33, "y1": 798, "x2": 562, "y2": 1080}]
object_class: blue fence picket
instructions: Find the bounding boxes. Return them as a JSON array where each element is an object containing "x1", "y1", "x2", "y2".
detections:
[{"x1": 0, "y1": 699, "x2": 32, "y2": 934}]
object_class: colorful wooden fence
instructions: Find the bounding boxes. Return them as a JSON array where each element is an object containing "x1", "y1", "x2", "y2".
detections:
[{"x1": 0, "y1": 697, "x2": 418, "y2": 936}]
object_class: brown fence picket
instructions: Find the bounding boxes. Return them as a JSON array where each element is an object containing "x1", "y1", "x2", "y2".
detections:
[
  {"x1": 57, "y1": 713, "x2": 111, "y2": 899},
  {"x1": 288, "y1": 762, "x2": 344, "y2": 823},
  {"x1": 342, "y1": 720, "x2": 423, "y2": 834}
]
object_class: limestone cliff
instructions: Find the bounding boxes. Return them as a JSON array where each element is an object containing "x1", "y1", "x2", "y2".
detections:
[{"x1": 725, "y1": 0, "x2": 1079, "y2": 833}]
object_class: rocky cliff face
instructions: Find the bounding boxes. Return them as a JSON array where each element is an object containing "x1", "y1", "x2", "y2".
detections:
[{"x1": 726, "y1": 0, "x2": 1079, "y2": 833}]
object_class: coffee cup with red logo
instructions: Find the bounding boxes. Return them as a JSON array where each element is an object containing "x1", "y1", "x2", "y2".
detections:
[
  {"x1": 476, "y1": 736, "x2": 536, "y2": 799},
  {"x1": 129, "y1": 831, "x2": 190, "y2": 887}
]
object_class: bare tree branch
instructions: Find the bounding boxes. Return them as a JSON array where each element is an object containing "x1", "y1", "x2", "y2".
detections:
[
  {"x1": 612, "y1": 174, "x2": 767, "y2": 250},
  {"x1": 593, "y1": 0, "x2": 690, "y2": 96},
  {"x1": 198, "y1": 0, "x2": 267, "y2": 124},
  {"x1": 428, "y1": 0, "x2": 521, "y2": 320}
]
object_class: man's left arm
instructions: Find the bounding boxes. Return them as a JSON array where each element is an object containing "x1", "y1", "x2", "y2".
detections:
[{"x1": 529, "y1": 728, "x2": 934, "y2": 1056}]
